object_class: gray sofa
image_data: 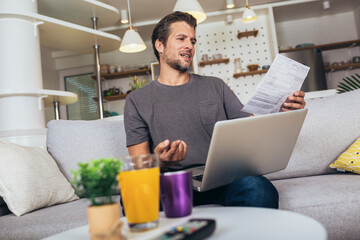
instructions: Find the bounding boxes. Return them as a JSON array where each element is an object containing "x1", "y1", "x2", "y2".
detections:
[{"x1": 0, "y1": 89, "x2": 359, "y2": 240}]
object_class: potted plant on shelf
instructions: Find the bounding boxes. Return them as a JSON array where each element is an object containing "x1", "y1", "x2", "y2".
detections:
[
  {"x1": 129, "y1": 75, "x2": 147, "y2": 91},
  {"x1": 71, "y1": 158, "x2": 124, "y2": 240}
]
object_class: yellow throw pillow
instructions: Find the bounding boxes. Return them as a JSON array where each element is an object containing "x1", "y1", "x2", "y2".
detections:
[{"x1": 329, "y1": 137, "x2": 360, "y2": 174}]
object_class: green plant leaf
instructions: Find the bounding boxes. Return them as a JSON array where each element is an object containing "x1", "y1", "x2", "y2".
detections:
[
  {"x1": 346, "y1": 77, "x2": 360, "y2": 88},
  {"x1": 338, "y1": 83, "x2": 352, "y2": 91},
  {"x1": 344, "y1": 77, "x2": 358, "y2": 89},
  {"x1": 71, "y1": 158, "x2": 123, "y2": 206},
  {"x1": 336, "y1": 74, "x2": 360, "y2": 94},
  {"x1": 351, "y1": 74, "x2": 360, "y2": 86}
]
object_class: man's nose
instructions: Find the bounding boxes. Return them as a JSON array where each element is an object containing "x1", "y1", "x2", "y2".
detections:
[{"x1": 184, "y1": 39, "x2": 194, "y2": 50}]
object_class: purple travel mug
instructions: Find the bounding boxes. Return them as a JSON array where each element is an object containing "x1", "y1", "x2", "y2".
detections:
[{"x1": 160, "y1": 171, "x2": 193, "y2": 218}]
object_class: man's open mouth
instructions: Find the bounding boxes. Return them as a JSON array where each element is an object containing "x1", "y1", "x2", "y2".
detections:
[{"x1": 180, "y1": 53, "x2": 192, "y2": 59}]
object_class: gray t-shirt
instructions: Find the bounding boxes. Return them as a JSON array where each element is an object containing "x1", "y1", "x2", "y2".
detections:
[{"x1": 124, "y1": 74, "x2": 251, "y2": 170}]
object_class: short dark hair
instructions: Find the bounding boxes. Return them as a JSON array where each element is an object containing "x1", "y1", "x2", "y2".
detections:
[{"x1": 151, "y1": 11, "x2": 197, "y2": 61}]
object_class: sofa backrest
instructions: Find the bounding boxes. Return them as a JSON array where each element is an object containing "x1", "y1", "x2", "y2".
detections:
[
  {"x1": 46, "y1": 118, "x2": 128, "y2": 181},
  {"x1": 266, "y1": 89, "x2": 360, "y2": 181}
]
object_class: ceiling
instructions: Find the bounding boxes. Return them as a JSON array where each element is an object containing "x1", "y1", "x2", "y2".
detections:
[
  {"x1": 98, "y1": 0, "x2": 359, "y2": 43},
  {"x1": 100, "y1": 0, "x2": 288, "y2": 41},
  {"x1": 101, "y1": 0, "x2": 287, "y2": 23}
]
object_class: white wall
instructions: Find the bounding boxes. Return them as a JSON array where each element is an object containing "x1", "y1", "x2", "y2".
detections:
[
  {"x1": 54, "y1": 40, "x2": 157, "y2": 70},
  {"x1": 275, "y1": 11, "x2": 358, "y2": 47},
  {"x1": 275, "y1": 10, "x2": 360, "y2": 89},
  {"x1": 355, "y1": 6, "x2": 360, "y2": 40},
  {"x1": 196, "y1": 12, "x2": 275, "y2": 104}
]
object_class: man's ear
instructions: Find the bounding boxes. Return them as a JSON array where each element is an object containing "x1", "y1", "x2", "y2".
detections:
[{"x1": 155, "y1": 39, "x2": 164, "y2": 54}]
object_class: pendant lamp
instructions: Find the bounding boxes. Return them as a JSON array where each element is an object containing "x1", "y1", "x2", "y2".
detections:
[
  {"x1": 226, "y1": 0, "x2": 235, "y2": 9},
  {"x1": 241, "y1": 0, "x2": 258, "y2": 23},
  {"x1": 173, "y1": 0, "x2": 207, "y2": 24},
  {"x1": 119, "y1": 0, "x2": 146, "y2": 53},
  {"x1": 120, "y1": 9, "x2": 129, "y2": 24}
]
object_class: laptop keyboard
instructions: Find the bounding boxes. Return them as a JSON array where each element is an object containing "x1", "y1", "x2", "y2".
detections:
[{"x1": 192, "y1": 174, "x2": 204, "y2": 182}]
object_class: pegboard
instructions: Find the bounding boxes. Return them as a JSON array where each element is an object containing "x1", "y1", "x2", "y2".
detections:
[{"x1": 196, "y1": 15, "x2": 275, "y2": 104}]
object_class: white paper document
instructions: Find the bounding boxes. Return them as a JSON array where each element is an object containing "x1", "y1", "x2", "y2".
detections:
[{"x1": 242, "y1": 54, "x2": 310, "y2": 115}]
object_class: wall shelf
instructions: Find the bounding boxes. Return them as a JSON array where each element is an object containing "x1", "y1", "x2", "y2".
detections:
[
  {"x1": 199, "y1": 58, "x2": 230, "y2": 67},
  {"x1": 233, "y1": 69, "x2": 268, "y2": 78},
  {"x1": 91, "y1": 68, "x2": 151, "y2": 80},
  {"x1": 0, "y1": 12, "x2": 121, "y2": 53},
  {"x1": 94, "y1": 94, "x2": 128, "y2": 102},
  {"x1": 325, "y1": 63, "x2": 360, "y2": 72},
  {"x1": 279, "y1": 39, "x2": 360, "y2": 53},
  {"x1": 0, "y1": 89, "x2": 78, "y2": 107},
  {"x1": 237, "y1": 30, "x2": 259, "y2": 40}
]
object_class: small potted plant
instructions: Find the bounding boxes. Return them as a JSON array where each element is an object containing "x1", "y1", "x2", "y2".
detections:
[
  {"x1": 71, "y1": 158, "x2": 124, "y2": 240},
  {"x1": 129, "y1": 75, "x2": 147, "y2": 91}
]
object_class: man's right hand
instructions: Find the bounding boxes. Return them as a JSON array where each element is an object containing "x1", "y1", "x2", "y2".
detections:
[{"x1": 154, "y1": 139, "x2": 187, "y2": 168}]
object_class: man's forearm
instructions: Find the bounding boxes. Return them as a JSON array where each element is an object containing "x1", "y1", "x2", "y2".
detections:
[{"x1": 128, "y1": 141, "x2": 151, "y2": 156}]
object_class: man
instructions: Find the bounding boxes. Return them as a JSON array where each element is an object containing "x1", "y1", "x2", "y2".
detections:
[{"x1": 124, "y1": 12, "x2": 306, "y2": 209}]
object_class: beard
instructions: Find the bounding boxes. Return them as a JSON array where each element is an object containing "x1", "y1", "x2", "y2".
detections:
[{"x1": 164, "y1": 54, "x2": 191, "y2": 73}]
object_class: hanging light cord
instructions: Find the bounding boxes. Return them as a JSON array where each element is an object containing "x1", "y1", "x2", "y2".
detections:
[
  {"x1": 127, "y1": 0, "x2": 132, "y2": 28},
  {"x1": 245, "y1": 0, "x2": 250, "y2": 9}
]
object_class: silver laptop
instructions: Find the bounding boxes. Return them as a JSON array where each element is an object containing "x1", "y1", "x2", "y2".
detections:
[{"x1": 191, "y1": 108, "x2": 308, "y2": 192}]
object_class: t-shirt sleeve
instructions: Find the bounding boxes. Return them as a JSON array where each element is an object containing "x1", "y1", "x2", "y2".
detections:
[
  {"x1": 222, "y1": 81, "x2": 252, "y2": 119},
  {"x1": 124, "y1": 94, "x2": 151, "y2": 147}
]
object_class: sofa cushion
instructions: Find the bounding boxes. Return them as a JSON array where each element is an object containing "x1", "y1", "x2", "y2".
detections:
[
  {"x1": 46, "y1": 119, "x2": 128, "y2": 181},
  {"x1": 0, "y1": 196, "x2": 121, "y2": 240},
  {"x1": 0, "y1": 198, "x2": 88, "y2": 240},
  {"x1": 272, "y1": 174, "x2": 360, "y2": 240},
  {"x1": 329, "y1": 137, "x2": 360, "y2": 174},
  {"x1": 266, "y1": 89, "x2": 360, "y2": 180},
  {"x1": 0, "y1": 140, "x2": 78, "y2": 216}
]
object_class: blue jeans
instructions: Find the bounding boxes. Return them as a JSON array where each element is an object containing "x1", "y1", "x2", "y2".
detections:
[{"x1": 193, "y1": 176, "x2": 279, "y2": 209}]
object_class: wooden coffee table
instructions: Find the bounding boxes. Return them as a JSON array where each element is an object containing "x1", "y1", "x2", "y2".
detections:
[{"x1": 44, "y1": 206, "x2": 327, "y2": 240}]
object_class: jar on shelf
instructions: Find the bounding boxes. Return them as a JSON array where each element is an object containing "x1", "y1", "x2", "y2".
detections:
[
  {"x1": 116, "y1": 65, "x2": 122, "y2": 72},
  {"x1": 100, "y1": 64, "x2": 109, "y2": 74},
  {"x1": 234, "y1": 58, "x2": 242, "y2": 73},
  {"x1": 109, "y1": 65, "x2": 116, "y2": 73}
]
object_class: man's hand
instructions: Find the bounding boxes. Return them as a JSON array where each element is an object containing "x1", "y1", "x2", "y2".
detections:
[
  {"x1": 154, "y1": 139, "x2": 187, "y2": 168},
  {"x1": 281, "y1": 91, "x2": 306, "y2": 112}
]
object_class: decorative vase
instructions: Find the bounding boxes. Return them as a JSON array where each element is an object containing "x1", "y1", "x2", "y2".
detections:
[{"x1": 87, "y1": 203, "x2": 123, "y2": 240}]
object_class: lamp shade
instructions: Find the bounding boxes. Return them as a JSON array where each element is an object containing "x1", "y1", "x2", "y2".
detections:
[
  {"x1": 119, "y1": 27, "x2": 147, "y2": 53},
  {"x1": 241, "y1": 5, "x2": 258, "y2": 23},
  {"x1": 173, "y1": 0, "x2": 207, "y2": 24}
]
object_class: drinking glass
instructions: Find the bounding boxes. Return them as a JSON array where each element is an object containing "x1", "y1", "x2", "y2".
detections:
[{"x1": 117, "y1": 154, "x2": 160, "y2": 232}]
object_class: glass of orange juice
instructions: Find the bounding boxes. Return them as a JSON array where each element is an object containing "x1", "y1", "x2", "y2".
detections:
[{"x1": 117, "y1": 154, "x2": 160, "y2": 232}]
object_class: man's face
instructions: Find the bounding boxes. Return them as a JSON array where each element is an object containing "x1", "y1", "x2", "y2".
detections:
[{"x1": 159, "y1": 21, "x2": 196, "y2": 73}]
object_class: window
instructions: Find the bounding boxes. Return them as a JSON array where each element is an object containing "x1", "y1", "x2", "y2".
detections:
[{"x1": 64, "y1": 73, "x2": 98, "y2": 120}]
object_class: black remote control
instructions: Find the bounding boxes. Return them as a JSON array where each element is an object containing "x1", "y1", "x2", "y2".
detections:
[{"x1": 153, "y1": 218, "x2": 216, "y2": 240}]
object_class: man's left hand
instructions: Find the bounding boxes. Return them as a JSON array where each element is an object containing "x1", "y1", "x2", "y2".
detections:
[{"x1": 280, "y1": 91, "x2": 306, "y2": 112}]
